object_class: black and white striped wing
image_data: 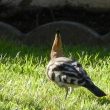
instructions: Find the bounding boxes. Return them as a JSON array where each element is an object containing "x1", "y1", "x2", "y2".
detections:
[{"x1": 47, "y1": 57, "x2": 91, "y2": 87}]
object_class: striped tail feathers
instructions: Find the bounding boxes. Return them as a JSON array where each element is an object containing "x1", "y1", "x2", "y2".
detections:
[
  {"x1": 83, "y1": 82, "x2": 106, "y2": 97},
  {"x1": 51, "y1": 30, "x2": 64, "y2": 59}
]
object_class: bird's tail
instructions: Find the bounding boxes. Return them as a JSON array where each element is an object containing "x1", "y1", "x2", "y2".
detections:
[{"x1": 83, "y1": 82, "x2": 106, "y2": 97}]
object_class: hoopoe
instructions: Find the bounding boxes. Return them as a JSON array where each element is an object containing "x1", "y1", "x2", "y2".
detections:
[{"x1": 46, "y1": 30, "x2": 106, "y2": 98}]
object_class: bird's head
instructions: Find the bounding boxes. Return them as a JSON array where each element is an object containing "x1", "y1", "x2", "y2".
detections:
[{"x1": 50, "y1": 30, "x2": 64, "y2": 59}]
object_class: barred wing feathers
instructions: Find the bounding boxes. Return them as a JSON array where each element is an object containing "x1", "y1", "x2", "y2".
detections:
[{"x1": 47, "y1": 57, "x2": 90, "y2": 86}]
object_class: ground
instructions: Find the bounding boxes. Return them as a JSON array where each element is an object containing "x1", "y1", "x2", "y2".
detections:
[{"x1": 0, "y1": 40, "x2": 110, "y2": 110}]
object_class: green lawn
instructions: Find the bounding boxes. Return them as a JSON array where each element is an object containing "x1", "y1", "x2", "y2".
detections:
[{"x1": 0, "y1": 40, "x2": 110, "y2": 110}]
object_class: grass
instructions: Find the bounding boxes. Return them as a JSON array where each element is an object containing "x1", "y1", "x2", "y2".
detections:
[{"x1": 0, "y1": 40, "x2": 110, "y2": 110}]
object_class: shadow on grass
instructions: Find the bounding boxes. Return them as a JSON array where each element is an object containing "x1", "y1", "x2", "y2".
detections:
[{"x1": 0, "y1": 39, "x2": 110, "y2": 61}]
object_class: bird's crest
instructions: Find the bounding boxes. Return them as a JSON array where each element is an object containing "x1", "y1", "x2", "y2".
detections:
[{"x1": 50, "y1": 30, "x2": 64, "y2": 59}]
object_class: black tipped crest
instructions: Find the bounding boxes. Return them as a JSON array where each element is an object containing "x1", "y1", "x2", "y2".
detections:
[
  {"x1": 50, "y1": 30, "x2": 64, "y2": 59},
  {"x1": 56, "y1": 30, "x2": 60, "y2": 35}
]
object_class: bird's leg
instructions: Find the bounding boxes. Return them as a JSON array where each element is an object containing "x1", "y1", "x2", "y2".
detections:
[
  {"x1": 68, "y1": 87, "x2": 73, "y2": 95},
  {"x1": 65, "y1": 87, "x2": 68, "y2": 99},
  {"x1": 65, "y1": 87, "x2": 73, "y2": 99}
]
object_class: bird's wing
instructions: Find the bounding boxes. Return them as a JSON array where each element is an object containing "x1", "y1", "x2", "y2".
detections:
[{"x1": 47, "y1": 57, "x2": 91, "y2": 86}]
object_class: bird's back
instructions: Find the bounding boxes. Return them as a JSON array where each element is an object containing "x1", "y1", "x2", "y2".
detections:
[{"x1": 47, "y1": 56, "x2": 90, "y2": 87}]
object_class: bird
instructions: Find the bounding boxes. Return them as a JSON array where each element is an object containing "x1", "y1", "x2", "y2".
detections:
[{"x1": 46, "y1": 30, "x2": 106, "y2": 99}]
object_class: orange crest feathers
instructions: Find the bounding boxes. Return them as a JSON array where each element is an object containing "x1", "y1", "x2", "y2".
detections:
[{"x1": 51, "y1": 30, "x2": 64, "y2": 59}]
